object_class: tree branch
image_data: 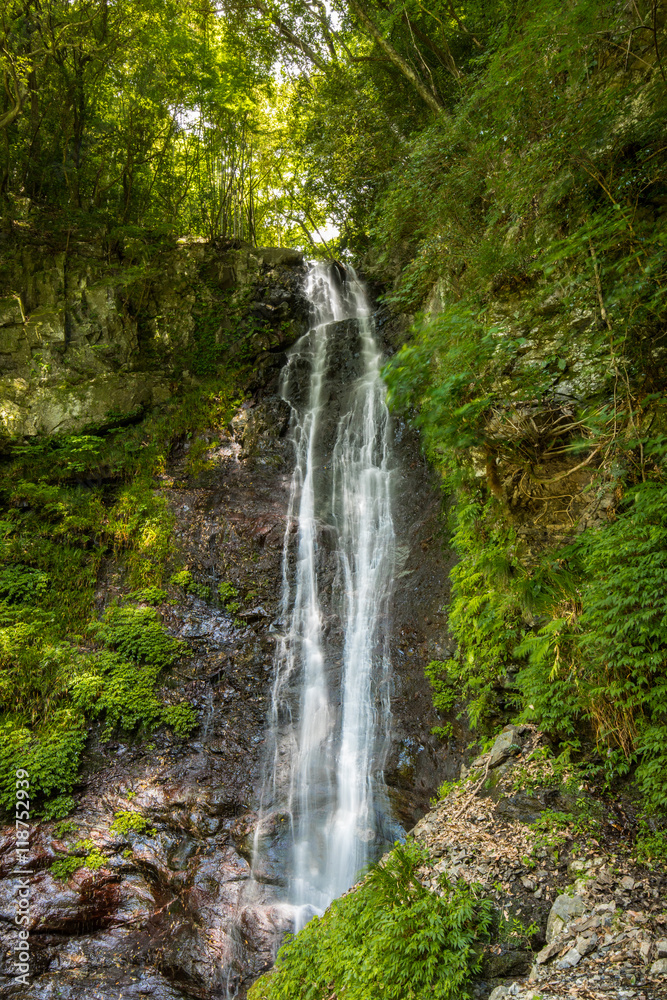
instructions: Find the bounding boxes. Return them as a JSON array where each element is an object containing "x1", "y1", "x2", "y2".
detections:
[
  {"x1": 346, "y1": 0, "x2": 445, "y2": 114},
  {"x1": 249, "y1": 0, "x2": 329, "y2": 72}
]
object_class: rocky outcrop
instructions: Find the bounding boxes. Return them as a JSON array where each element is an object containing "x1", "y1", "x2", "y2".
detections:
[
  {"x1": 411, "y1": 730, "x2": 667, "y2": 1000},
  {"x1": 0, "y1": 239, "x2": 309, "y2": 440}
]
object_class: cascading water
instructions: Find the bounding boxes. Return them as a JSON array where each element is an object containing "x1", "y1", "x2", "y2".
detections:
[{"x1": 251, "y1": 261, "x2": 396, "y2": 930}]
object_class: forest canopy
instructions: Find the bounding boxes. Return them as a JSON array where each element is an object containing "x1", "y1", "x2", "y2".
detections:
[{"x1": 0, "y1": 0, "x2": 580, "y2": 249}]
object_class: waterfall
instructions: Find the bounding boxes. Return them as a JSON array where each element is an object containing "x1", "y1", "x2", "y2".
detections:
[{"x1": 252, "y1": 261, "x2": 396, "y2": 929}]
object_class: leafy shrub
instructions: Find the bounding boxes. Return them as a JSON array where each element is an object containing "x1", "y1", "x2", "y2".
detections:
[
  {"x1": 162, "y1": 702, "x2": 198, "y2": 736},
  {"x1": 217, "y1": 581, "x2": 238, "y2": 602},
  {"x1": 0, "y1": 376, "x2": 248, "y2": 816},
  {"x1": 0, "y1": 565, "x2": 50, "y2": 604},
  {"x1": 368, "y1": 0, "x2": 667, "y2": 819},
  {"x1": 0, "y1": 717, "x2": 86, "y2": 812},
  {"x1": 421, "y1": 471, "x2": 667, "y2": 814},
  {"x1": 69, "y1": 614, "x2": 193, "y2": 739},
  {"x1": 50, "y1": 855, "x2": 85, "y2": 881},
  {"x1": 578, "y1": 483, "x2": 667, "y2": 809},
  {"x1": 106, "y1": 483, "x2": 174, "y2": 587},
  {"x1": 427, "y1": 495, "x2": 524, "y2": 729},
  {"x1": 42, "y1": 794, "x2": 76, "y2": 821},
  {"x1": 129, "y1": 586, "x2": 167, "y2": 605},
  {"x1": 516, "y1": 482, "x2": 667, "y2": 811},
  {"x1": 54, "y1": 820, "x2": 78, "y2": 840},
  {"x1": 12, "y1": 436, "x2": 103, "y2": 478},
  {"x1": 90, "y1": 605, "x2": 184, "y2": 667},
  {"x1": 218, "y1": 580, "x2": 240, "y2": 612},
  {"x1": 634, "y1": 821, "x2": 667, "y2": 866},
  {"x1": 249, "y1": 841, "x2": 493, "y2": 1000},
  {"x1": 69, "y1": 650, "x2": 163, "y2": 736}
]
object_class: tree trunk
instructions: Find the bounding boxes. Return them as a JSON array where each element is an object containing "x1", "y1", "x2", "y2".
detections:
[{"x1": 346, "y1": 0, "x2": 445, "y2": 114}]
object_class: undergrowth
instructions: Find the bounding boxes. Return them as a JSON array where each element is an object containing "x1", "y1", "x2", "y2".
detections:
[
  {"x1": 248, "y1": 840, "x2": 493, "y2": 1000},
  {"x1": 0, "y1": 374, "x2": 246, "y2": 817},
  {"x1": 381, "y1": 0, "x2": 667, "y2": 815}
]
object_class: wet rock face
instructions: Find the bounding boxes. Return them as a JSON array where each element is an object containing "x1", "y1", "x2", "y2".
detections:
[
  {"x1": 0, "y1": 291, "x2": 454, "y2": 999},
  {"x1": 385, "y1": 419, "x2": 463, "y2": 824}
]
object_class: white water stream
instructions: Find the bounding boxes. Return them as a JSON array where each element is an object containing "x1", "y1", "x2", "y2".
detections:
[{"x1": 252, "y1": 261, "x2": 396, "y2": 927}]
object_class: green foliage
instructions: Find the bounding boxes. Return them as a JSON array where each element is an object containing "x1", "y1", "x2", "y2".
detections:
[
  {"x1": 50, "y1": 839, "x2": 107, "y2": 880},
  {"x1": 529, "y1": 809, "x2": 600, "y2": 860},
  {"x1": 41, "y1": 795, "x2": 76, "y2": 822},
  {"x1": 110, "y1": 810, "x2": 156, "y2": 837},
  {"x1": 54, "y1": 820, "x2": 78, "y2": 840},
  {"x1": 69, "y1": 651, "x2": 163, "y2": 737},
  {"x1": 427, "y1": 494, "x2": 524, "y2": 729},
  {"x1": 106, "y1": 484, "x2": 175, "y2": 588},
  {"x1": 424, "y1": 660, "x2": 456, "y2": 715},
  {"x1": 249, "y1": 840, "x2": 493, "y2": 1000},
  {"x1": 0, "y1": 0, "x2": 293, "y2": 242},
  {"x1": 0, "y1": 375, "x2": 227, "y2": 820},
  {"x1": 351, "y1": 0, "x2": 667, "y2": 815},
  {"x1": 515, "y1": 482, "x2": 667, "y2": 811},
  {"x1": 162, "y1": 702, "x2": 198, "y2": 736},
  {"x1": 90, "y1": 604, "x2": 184, "y2": 668},
  {"x1": 0, "y1": 718, "x2": 86, "y2": 813},
  {"x1": 50, "y1": 855, "x2": 85, "y2": 881},
  {"x1": 170, "y1": 570, "x2": 211, "y2": 601},
  {"x1": 130, "y1": 587, "x2": 167, "y2": 606},
  {"x1": 419, "y1": 466, "x2": 667, "y2": 813},
  {"x1": 497, "y1": 913, "x2": 539, "y2": 949},
  {"x1": 435, "y1": 781, "x2": 454, "y2": 802},
  {"x1": 509, "y1": 745, "x2": 588, "y2": 796},
  {"x1": 218, "y1": 580, "x2": 241, "y2": 612},
  {"x1": 0, "y1": 566, "x2": 50, "y2": 604},
  {"x1": 217, "y1": 581, "x2": 238, "y2": 602},
  {"x1": 69, "y1": 606, "x2": 191, "y2": 737},
  {"x1": 76, "y1": 840, "x2": 107, "y2": 870},
  {"x1": 634, "y1": 821, "x2": 667, "y2": 866}
]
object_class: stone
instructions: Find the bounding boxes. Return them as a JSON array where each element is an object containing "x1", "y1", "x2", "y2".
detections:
[
  {"x1": 488, "y1": 725, "x2": 523, "y2": 768},
  {"x1": 252, "y1": 247, "x2": 304, "y2": 267},
  {"x1": 495, "y1": 791, "x2": 548, "y2": 824},
  {"x1": 536, "y1": 291, "x2": 564, "y2": 315},
  {"x1": 576, "y1": 932, "x2": 598, "y2": 956},
  {"x1": 0, "y1": 324, "x2": 23, "y2": 353},
  {"x1": 556, "y1": 947, "x2": 582, "y2": 969},
  {"x1": 536, "y1": 940, "x2": 561, "y2": 964},
  {"x1": 25, "y1": 306, "x2": 66, "y2": 346},
  {"x1": 546, "y1": 894, "x2": 586, "y2": 943},
  {"x1": 650, "y1": 958, "x2": 667, "y2": 975},
  {"x1": 488, "y1": 988, "x2": 510, "y2": 1000},
  {"x1": 640, "y1": 940, "x2": 652, "y2": 962},
  {"x1": 576, "y1": 915, "x2": 601, "y2": 931},
  {"x1": 619, "y1": 875, "x2": 635, "y2": 890},
  {"x1": 482, "y1": 949, "x2": 532, "y2": 978},
  {"x1": 0, "y1": 297, "x2": 23, "y2": 325},
  {"x1": 656, "y1": 939, "x2": 667, "y2": 957},
  {"x1": 0, "y1": 372, "x2": 171, "y2": 437}
]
